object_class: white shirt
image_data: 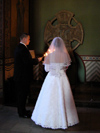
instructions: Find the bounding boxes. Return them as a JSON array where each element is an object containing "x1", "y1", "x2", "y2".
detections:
[{"x1": 20, "y1": 42, "x2": 27, "y2": 48}]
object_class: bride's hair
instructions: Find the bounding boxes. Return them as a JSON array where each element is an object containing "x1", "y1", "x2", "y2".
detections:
[{"x1": 53, "y1": 37, "x2": 62, "y2": 48}]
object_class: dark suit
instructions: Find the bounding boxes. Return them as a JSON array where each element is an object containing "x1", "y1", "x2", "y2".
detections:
[{"x1": 14, "y1": 43, "x2": 39, "y2": 116}]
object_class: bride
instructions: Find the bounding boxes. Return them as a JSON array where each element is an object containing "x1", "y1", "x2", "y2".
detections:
[{"x1": 31, "y1": 37, "x2": 79, "y2": 129}]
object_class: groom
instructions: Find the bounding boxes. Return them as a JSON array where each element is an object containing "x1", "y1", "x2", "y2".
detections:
[{"x1": 14, "y1": 33, "x2": 42, "y2": 118}]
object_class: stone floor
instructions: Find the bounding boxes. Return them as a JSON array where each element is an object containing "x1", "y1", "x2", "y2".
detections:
[
  {"x1": 0, "y1": 105, "x2": 100, "y2": 133},
  {"x1": 0, "y1": 82, "x2": 100, "y2": 133}
]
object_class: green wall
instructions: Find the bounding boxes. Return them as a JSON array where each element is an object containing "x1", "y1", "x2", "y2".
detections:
[
  {"x1": 29, "y1": 0, "x2": 100, "y2": 55},
  {"x1": 29, "y1": 0, "x2": 100, "y2": 83}
]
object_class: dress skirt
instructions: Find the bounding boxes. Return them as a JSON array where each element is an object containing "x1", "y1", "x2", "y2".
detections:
[{"x1": 31, "y1": 70, "x2": 79, "y2": 129}]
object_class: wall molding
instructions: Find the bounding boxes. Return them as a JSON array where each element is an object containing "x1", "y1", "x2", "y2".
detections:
[{"x1": 81, "y1": 55, "x2": 100, "y2": 61}]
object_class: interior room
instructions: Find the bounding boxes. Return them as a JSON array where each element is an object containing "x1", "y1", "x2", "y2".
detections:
[{"x1": 0, "y1": 0, "x2": 100, "y2": 132}]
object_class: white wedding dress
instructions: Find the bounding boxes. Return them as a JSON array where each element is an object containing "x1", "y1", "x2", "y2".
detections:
[{"x1": 31, "y1": 63, "x2": 79, "y2": 129}]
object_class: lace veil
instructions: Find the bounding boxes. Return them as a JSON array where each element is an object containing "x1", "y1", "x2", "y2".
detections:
[{"x1": 43, "y1": 37, "x2": 71, "y2": 66}]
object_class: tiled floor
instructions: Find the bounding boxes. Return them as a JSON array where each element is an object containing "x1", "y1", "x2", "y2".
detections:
[{"x1": 0, "y1": 105, "x2": 100, "y2": 133}]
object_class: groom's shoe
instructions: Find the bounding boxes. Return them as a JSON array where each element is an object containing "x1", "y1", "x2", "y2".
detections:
[
  {"x1": 19, "y1": 113, "x2": 31, "y2": 118},
  {"x1": 19, "y1": 110, "x2": 32, "y2": 118}
]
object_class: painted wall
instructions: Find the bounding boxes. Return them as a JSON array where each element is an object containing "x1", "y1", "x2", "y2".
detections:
[
  {"x1": 29, "y1": 0, "x2": 100, "y2": 83},
  {"x1": 29, "y1": 0, "x2": 100, "y2": 55}
]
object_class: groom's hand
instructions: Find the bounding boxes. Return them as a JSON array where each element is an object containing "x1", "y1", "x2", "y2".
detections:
[{"x1": 38, "y1": 57, "x2": 43, "y2": 62}]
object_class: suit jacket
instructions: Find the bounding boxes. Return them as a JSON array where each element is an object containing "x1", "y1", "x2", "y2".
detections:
[{"x1": 14, "y1": 43, "x2": 39, "y2": 83}]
